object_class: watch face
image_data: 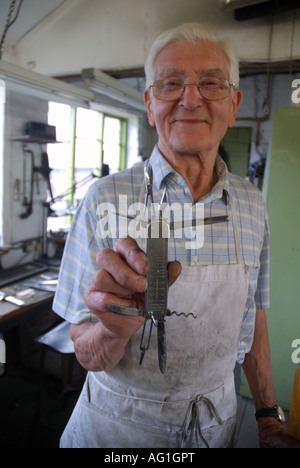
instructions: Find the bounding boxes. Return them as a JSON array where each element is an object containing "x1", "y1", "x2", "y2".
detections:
[{"x1": 277, "y1": 406, "x2": 286, "y2": 423}]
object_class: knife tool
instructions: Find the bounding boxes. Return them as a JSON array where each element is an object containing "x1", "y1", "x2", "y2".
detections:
[
  {"x1": 106, "y1": 162, "x2": 169, "y2": 373},
  {"x1": 143, "y1": 187, "x2": 169, "y2": 373}
]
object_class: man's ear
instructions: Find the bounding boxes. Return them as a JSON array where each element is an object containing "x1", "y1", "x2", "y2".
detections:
[
  {"x1": 144, "y1": 89, "x2": 155, "y2": 127},
  {"x1": 228, "y1": 89, "x2": 243, "y2": 128}
]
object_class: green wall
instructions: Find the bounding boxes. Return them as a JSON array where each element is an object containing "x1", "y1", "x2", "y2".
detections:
[
  {"x1": 221, "y1": 127, "x2": 251, "y2": 178},
  {"x1": 240, "y1": 108, "x2": 300, "y2": 409}
]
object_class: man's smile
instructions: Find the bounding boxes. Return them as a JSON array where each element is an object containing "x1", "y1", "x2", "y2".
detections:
[
  {"x1": 173, "y1": 118, "x2": 208, "y2": 124},
  {"x1": 170, "y1": 113, "x2": 210, "y2": 125}
]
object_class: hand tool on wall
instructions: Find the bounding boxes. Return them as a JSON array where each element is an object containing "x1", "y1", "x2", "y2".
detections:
[
  {"x1": 20, "y1": 145, "x2": 34, "y2": 219},
  {"x1": 20, "y1": 146, "x2": 54, "y2": 219},
  {"x1": 34, "y1": 151, "x2": 54, "y2": 204}
]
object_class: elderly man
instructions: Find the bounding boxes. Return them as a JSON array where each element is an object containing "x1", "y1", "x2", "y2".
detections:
[{"x1": 54, "y1": 23, "x2": 300, "y2": 448}]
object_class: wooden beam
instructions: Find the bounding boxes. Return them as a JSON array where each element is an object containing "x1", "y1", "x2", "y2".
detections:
[{"x1": 288, "y1": 369, "x2": 300, "y2": 440}]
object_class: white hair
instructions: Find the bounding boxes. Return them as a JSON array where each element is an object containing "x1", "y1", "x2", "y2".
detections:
[{"x1": 144, "y1": 23, "x2": 240, "y2": 89}]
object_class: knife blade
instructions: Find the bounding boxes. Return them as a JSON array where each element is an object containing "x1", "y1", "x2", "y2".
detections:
[
  {"x1": 112, "y1": 211, "x2": 228, "y2": 230},
  {"x1": 157, "y1": 321, "x2": 167, "y2": 374}
]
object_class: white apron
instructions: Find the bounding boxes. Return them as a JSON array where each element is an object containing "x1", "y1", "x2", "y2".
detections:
[{"x1": 60, "y1": 191, "x2": 249, "y2": 449}]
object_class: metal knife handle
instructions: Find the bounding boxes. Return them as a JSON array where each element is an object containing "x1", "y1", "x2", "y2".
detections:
[
  {"x1": 105, "y1": 304, "x2": 145, "y2": 317},
  {"x1": 145, "y1": 219, "x2": 169, "y2": 323}
]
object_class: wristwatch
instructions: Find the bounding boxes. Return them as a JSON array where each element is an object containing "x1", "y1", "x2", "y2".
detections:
[{"x1": 255, "y1": 405, "x2": 286, "y2": 423}]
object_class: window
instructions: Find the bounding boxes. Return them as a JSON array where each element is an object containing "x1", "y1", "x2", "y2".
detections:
[{"x1": 47, "y1": 102, "x2": 129, "y2": 231}]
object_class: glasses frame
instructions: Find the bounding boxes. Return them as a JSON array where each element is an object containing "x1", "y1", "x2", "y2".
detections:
[{"x1": 148, "y1": 77, "x2": 236, "y2": 102}]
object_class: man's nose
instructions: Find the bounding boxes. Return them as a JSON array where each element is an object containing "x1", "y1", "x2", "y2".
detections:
[{"x1": 179, "y1": 83, "x2": 204, "y2": 108}]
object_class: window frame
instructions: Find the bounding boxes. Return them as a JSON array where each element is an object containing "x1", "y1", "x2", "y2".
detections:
[
  {"x1": 49, "y1": 104, "x2": 128, "y2": 195},
  {"x1": 47, "y1": 102, "x2": 128, "y2": 228}
]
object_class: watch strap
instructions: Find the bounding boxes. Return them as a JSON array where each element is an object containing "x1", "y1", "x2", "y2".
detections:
[
  {"x1": 255, "y1": 407, "x2": 278, "y2": 421},
  {"x1": 255, "y1": 405, "x2": 285, "y2": 422}
]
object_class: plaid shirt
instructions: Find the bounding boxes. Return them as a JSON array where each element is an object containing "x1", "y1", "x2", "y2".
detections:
[{"x1": 53, "y1": 145, "x2": 270, "y2": 364}]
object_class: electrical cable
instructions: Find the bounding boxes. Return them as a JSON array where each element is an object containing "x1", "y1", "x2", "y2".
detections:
[{"x1": 0, "y1": 0, "x2": 24, "y2": 60}]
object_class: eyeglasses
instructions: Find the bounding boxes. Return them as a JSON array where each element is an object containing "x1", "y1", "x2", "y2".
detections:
[{"x1": 149, "y1": 77, "x2": 236, "y2": 102}]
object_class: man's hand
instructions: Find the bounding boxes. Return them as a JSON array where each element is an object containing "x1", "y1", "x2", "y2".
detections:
[
  {"x1": 259, "y1": 419, "x2": 300, "y2": 448},
  {"x1": 84, "y1": 237, "x2": 150, "y2": 338},
  {"x1": 72, "y1": 237, "x2": 181, "y2": 372},
  {"x1": 83, "y1": 236, "x2": 181, "y2": 339}
]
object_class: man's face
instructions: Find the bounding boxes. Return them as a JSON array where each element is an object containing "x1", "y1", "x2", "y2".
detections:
[{"x1": 144, "y1": 40, "x2": 242, "y2": 162}]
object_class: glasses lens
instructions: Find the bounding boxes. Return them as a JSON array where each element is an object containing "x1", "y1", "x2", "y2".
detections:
[
  {"x1": 199, "y1": 77, "x2": 230, "y2": 100},
  {"x1": 151, "y1": 77, "x2": 232, "y2": 101},
  {"x1": 152, "y1": 79, "x2": 183, "y2": 101}
]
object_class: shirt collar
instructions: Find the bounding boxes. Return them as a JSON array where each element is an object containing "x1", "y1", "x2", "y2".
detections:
[
  {"x1": 149, "y1": 145, "x2": 177, "y2": 190},
  {"x1": 149, "y1": 145, "x2": 230, "y2": 204}
]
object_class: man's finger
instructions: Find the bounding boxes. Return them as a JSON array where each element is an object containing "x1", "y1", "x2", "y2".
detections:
[
  {"x1": 91, "y1": 269, "x2": 134, "y2": 298},
  {"x1": 115, "y1": 237, "x2": 150, "y2": 275},
  {"x1": 167, "y1": 261, "x2": 182, "y2": 287},
  {"x1": 96, "y1": 247, "x2": 148, "y2": 293}
]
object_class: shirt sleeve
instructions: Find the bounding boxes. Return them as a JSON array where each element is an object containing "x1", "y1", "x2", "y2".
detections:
[
  {"x1": 254, "y1": 203, "x2": 270, "y2": 310},
  {"x1": 52, "y1": 183, "x2": 106, "y2": 324},
  {"x1": 52, "y1": 162, "x2": 144, "y2": 324},
  {"x1": 237, "y1": 190, "x2": 270, "y2": 364}
]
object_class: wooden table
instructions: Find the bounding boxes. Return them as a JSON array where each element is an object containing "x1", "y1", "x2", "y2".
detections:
[
  {"x1": 0, "y1": 269, "x2": 59, "y2": 367},
  {"x1": 0, "y1": 271, "x2": 58, "y2": 333}
]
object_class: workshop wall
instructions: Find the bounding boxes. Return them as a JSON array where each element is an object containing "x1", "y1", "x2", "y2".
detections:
[
  {"x1": 240, "y1": 108, "x2": 300, "y2": 410},
  {"x1": 265, "y1": 108, "x2": 300, "y2": 409},
  {"x1": 236, "y1": 73, "x2": 299, "y2": 170},
  {"x1": 0, "y1": 89, "x2": 149, "y2": 268},
  {"x1": 1, "y1": 91, "x2": 49, "y2": 268}
]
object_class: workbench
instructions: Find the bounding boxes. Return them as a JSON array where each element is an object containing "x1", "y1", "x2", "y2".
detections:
[
  {"x1": 0, "y1": 262, "x2": 59, "y2": 365},
  {"x1": 0, "y1": 263, "x2": 58, "y2": 332}
]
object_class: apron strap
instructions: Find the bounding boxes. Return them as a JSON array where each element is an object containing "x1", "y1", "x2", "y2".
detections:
[
  {"x1": 229, "y1": 195, "x2": 243, "y2": 265},
  {"x1": 181, "y1": 395, "x2": 223, "y2": 448},
  {"x1": 135, "y1": 160, "x2": 148, "y2": 251}
]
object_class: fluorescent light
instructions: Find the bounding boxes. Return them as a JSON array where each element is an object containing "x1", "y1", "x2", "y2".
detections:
[
  {"x1": 82, "y1": 68, "x2": 146, "y2": 112},
  {"x1": 220, "y1": 0, "x2": 267, "y2": 10},
  {"x1": 0, "y1": 61, "x2": 146, "y2": 111},
  {"x1": 0, "y1": 60, "x2": 94, "y2": 108}
]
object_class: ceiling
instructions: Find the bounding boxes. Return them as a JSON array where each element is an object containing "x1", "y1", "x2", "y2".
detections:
[
  {"x1": 0, "y1": 0, "x2": 299, "y2": 79},
  {"x1": 0, "y1": 0, "x2": 65, "y2": 49}
]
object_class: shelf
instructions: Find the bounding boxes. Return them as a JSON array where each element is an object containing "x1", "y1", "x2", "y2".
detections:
[{"x1": 7, "y1": 135, "x2": 60, "y2": 144}]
